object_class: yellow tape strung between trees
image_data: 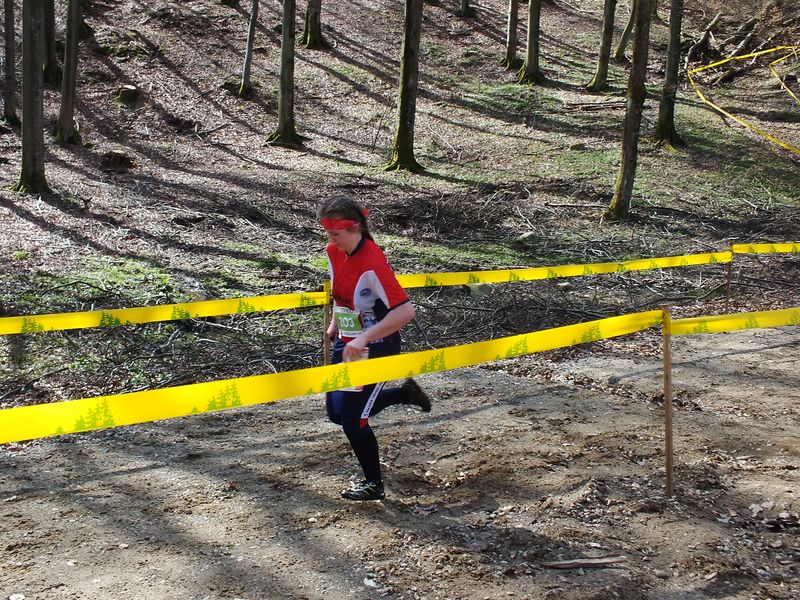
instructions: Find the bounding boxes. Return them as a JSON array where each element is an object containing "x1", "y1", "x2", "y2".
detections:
[
  {"x1": 0, "y1": 310, "x2": 663, "y2": 445},
  {"x1": 768, "y1": 48, "x2": 800, "y2": 106},
  {"x1": 731, "y1": 243, "x2": 800, "y2": 254},
  {"x1": 687, "y1": 46, "x2": 800, "y2": 155},
  {"x1": 672, "y1": 306, "x2": 800, "y2": 336},
  {"x1": 0, "y1": 252, "x2": 731, "y2": 336},
  {"x1": 0, "y1": 292, "x2": 329, "y2": 336},
  {"x1": 396, "y1": 252, "x2": 731, "y2": 288}
]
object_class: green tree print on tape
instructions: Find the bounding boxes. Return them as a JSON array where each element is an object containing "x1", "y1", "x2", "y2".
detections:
[
  {"x1": 709, "y1": 254, "x2": 719, "y2": 263},
  {"x1": 616, "y1": 263, "x2": 628, "y2": 273},
  {"x1": 320, "y1": 367, "x2": 352, "y2": 392},
  {"x1": 546, "y1": 269, "x2": 559, "y2": 279},
  {"x1": 693, "y1": 320, "x2": 711, "y2": 334},
  {"x1": 793, "y1": 244, "x2": 800, "y2": 253},
  {"x1": 20, "y1": 318, "x2": 45, "y2": 333},
  {"x1": 299, "y1": 294, "x2": 319, "y2": 307},
  {"x1": 679, "y1": 258, "x2": 690, "y2": 266},
  {"x1": 790, "y1": 310, "x2": 800, "y2": 326},
  {"x1": 467, "y1": 273, "x2": 481, "y2": 284},
  {"x1": 582, "y1": 266, "x2": 594, "y2": 276},
  {"x1": 420, "y1": 352, "x2": 446, "y2": 374},
  {"x1": 73, "y1": 399, "x2": 115, "y2": 432},
  {"x1": 98, "y1": 312, "x2": 122, "y2": 327},
  {"x1": 649, "y1": 261, "x2": 660, "y2": 270},
  {"x1": 505, "y1": 338, "x2": 529, "y2": 358},
  {"x1": 171, "y1": 306, "x2": 191, "y2": 320},
  {"x1": 769, "y1": 245, "x2": 778, "y2": 253},
  {"x1": 207, "y1": 383, "x2": 243, "y2": 411},
  {"x1": 743, "y1": 315, "x2": 760, "y2": 330},
  {"x1": 581, "y1": 323, "x2": 602, "y2": 343},
  {"x1": 424, "y1": 275, "x2": 441, "y2": 287},
  {"x1": 237, "y1": 299, "x2": 257, "y2": 313},
  {"x1": 508, "y1": 271, "x2": 520, "y2": 282}
]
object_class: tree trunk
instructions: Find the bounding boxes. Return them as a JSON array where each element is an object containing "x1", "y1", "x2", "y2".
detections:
[
  {"x1": 503, "y1": 0, "x2": 520, "y2": 70},
  {"x1": 518, "y1": 0, "x2": 545, "y2": 84},
  {"x1": 13, "y1": 0, "x2": 49, "y2": 193},
  {"x1": 458, "y1": 0, "x2": 475, "y2": 18},
  {"x1": 606, "y1": 0, "x2": 651, "y2": 221},
  {"x1": 614, "y1": 0, "x2": 637, "y2": 62},
  {"x1": 240, "y1": 0, "x2": 258, "y2": 96},
  {"x1": 587, "y1": 0, "x2": 617, "y2": 91},
  {"x1": 266, "y1": 0, "x2": 307, "y2": 147},
  {"x1": 54, "y1": 0, "x2": 81, "y2": 143},
  {"x1": 385, "y1": 0, "x2": 424, "y2": 172},
  {"x1": 43, "y1": 0, "x2": 60, "y2": 85},
  {"x1": 651, "y1": 0, "x2": 659, "y2": 20},
  {"x1": 653, "y1": 0, "x2": 684, "y2": 148},
  {"x1": 3, "y1": 0, "x2": 20, "y2": 125},
  {"x1": 301, "y1": 0, "x2": 327, "y2": 48}
]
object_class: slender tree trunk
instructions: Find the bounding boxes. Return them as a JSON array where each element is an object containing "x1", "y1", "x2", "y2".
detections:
[
  {"x1": 651, "y1": 0, "x2": 659, "y2": 20},
  {"x1": 503, "y1": 0, "x2": 520, "y2": 70},
  {"x1": 54, "y1": 0, "x2": 81, "y2": 143},
  {"x1": 301, "y1": 0, "x2": 327, "y2": 48},
  {"x1": 614, "y1": 0, "x2": 637, "y2": 62},
  {"x1": 266, "y1": 0, "x2": 307, "y2": 147},
  {"x1": 518, "y1": 0, "x2": 545, "y2": 84},
  {"x1": 3, "y1": 0, "x2": 20, "y2": 124},
  {"x1": 653, "y1": 0, "x2": 684, "y2": 147},
  {"x1": 240, "y1": 0, "x2": 258, "y2": 96},
  {"x1": 458, "y1": 0, "x2": 475, "y2": 18},
  {"x1": 385, "y1": 0, "x2": 423, "y2": 172},
  {"x1": 606, "y1": 0, "x2": 652, "y2": 221},
  {"x1": 43, "y1": 0, "x2": 60, "y2": 85},
  {"x1": 13, "y1": 0, "x2": 49, "y2": 193},
  {"x1": 587, "y1": 0, "x2": 617, "y2": 91}
]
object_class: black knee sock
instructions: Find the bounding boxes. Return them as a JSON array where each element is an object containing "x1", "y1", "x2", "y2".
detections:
[{"x1": 344, "y1": 424, "x2": 381, "y2": 483}]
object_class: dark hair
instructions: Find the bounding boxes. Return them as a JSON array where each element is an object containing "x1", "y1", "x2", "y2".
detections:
[{"x1": 317, "y1": 195, "x2": 373, "y2": 240}]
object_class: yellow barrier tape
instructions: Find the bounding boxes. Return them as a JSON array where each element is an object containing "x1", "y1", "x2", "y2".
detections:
[
  {"x1": 768, "y1": 48, "x2": 800, "y2": 105},
  {"x1": 731, "y1": 243, "x2": 800, "y2": 254},
  {"x1": 396, "y1": 252, "x2": 732, "y2": 288},
  {"x1": 0, "y1": 253, "x2": 730, "y2": 335},
  {"x1": 0, "y1": 310, "x2": 662, "y2": 445},
  {"x1": 0, "y1": 291, "x2": 328, "y2": 336},
  {"x1": 687, "y1": 46, "x2": 800, "y2": 155},
  {"x1": 672, "y1": 306, "x2": 800, "y2": 336}
]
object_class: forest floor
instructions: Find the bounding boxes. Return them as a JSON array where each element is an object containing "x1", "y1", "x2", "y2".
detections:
[{"x1": 1, "y1": 0, "x2": 799, "y2": 598}]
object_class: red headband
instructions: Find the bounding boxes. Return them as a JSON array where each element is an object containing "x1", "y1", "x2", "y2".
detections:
[
  {"x1": 319, "y1": 208, "x2": 369, "y2": 231},
  {"x1": 320, "y1": 217, "x2": 360, "y2": 230}
]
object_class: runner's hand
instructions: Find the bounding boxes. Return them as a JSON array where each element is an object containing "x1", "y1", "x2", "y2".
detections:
[{"x1": 343, "y1": 336, "x2": 368, "y2": 362}]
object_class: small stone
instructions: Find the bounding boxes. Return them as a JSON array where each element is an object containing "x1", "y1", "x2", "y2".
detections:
[
  {"x1": 654, "y1": 569, "x2": 670, "y2": 579},
  {"x1": 116, "y1": 84, "x2": 139, "y2": 104}
]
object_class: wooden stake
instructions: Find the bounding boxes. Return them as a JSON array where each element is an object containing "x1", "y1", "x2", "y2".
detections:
[
  {"x1": 725, "y1": 244, "x2": 734, "y2": 311},
  {"x1": 662, "y1": 306, "x2": 674, "y2": 497},
  {"x1": 323, "y1": 280, "x2": 332, "y2": 366}
]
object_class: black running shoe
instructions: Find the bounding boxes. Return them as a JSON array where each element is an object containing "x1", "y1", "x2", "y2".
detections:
[
  {"x1": 341, "y1": 480, "x2": 385, "y2": 501},
  {"x1": 402, "y1": 378, "x2": 432, "y2": 413}
]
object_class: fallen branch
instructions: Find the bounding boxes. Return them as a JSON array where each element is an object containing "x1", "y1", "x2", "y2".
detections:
[
  {"x1": 541, "y1": 555, "x2": 628, "y2": 569},
  {"x1": 685, "y1": 13, "x2": 722, "y2": 69}
]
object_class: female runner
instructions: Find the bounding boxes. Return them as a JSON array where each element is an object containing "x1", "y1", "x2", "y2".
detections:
[{"x1": 319, "y1": 195, "x2": 431, "y2": 501}]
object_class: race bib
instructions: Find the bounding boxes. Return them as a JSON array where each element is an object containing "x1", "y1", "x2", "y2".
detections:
[{"x1": 334, "y1": 306, "x2": 363, "y2": 337}]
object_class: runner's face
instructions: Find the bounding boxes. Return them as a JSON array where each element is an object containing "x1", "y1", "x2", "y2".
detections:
[{"x1": 326, "y1": 227, "x2": 362, "y2": 254}]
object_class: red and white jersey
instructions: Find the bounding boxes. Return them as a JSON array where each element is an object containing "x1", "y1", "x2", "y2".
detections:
[{"x1": 326, "y1": 238, "x2": 410, "y2": 341}]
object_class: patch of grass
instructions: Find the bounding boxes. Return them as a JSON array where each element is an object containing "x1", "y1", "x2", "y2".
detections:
[
  {"x1": 460, "y1": 83, "x2": 560, "y2": 115},
  {"x1": 13, "y1": 250, "x2": 29, "y2": 261},
  {"x1": 553, "y1": 148, "x2": 619, "y2": 179}
]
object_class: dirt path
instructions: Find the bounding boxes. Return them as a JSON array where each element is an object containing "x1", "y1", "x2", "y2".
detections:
[{"x1": 2, "y1": 328, "x2": 798, "y2": 600}]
